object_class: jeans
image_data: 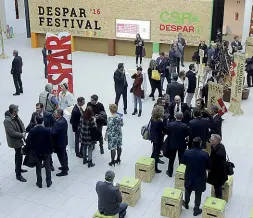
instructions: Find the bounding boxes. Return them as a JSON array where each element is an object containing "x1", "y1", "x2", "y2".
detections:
[
  {"x1": 214, "y1": 185, "x2": 223, "y2": 199},
  {"x1": 56, "y1": 147, "x2": 69, "y2": 172},
  {"x1": 83, "y1": 144, "x2": 93, "y2": 161},
  {"x1": 134, "y1": 95, "x2": 142, "y2": 110},
  {"x1": 74, "y1": 129, "x2": 82, "y2": 154},
  {"x1": 115, "y1": 89, "x2": 127, "y2": 111},
  {"x1": 35, "y1": 154, "x2": 51, "y2": 184},
  {"x1": 185, "y1": 189, "x2": 202, "y2": 212},
  {"x1": 161, "y1": 76, "x2": 165, "y2": 90},
  {"x1": 15, "y1": 147, "x2": 23, "y2": 177},
  {"x1": 168, "y1": 149, "x2": 185, "y2": 175},
  {"x1": 13, "y1": 74, "x2": 23, "y2": 94},
  {"x1": 136, "y1": 55, "x2": 142, "y2": 65},
  {"x1": 186, "y1": 93, "x2": 194, "y2": 106}
]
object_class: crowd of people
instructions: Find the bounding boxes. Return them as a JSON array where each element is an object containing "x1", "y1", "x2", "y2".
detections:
[{"x1": 3, "y1": 31, "x2": 239, "y2": 218}]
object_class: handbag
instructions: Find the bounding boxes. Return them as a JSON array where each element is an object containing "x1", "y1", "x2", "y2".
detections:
[
  {"x1": 90, "y1": 126, "x2": 102, "y2": 142},
  {"x1": 142, "y1": 47, "x2": 146, "y2": 57},
  {"x1": 226, "y1": 155, "x2": 235, "y2": 176},
  {"x1": 151, "y1": 70, "x2": 160, "y2": 81},
  {"x1": 141, "y1": 120, "x2": 151, "y2": 140}
]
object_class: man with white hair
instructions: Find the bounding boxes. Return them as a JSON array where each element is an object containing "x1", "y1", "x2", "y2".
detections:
[
  {"x1": 11, "y1": 50, "x2": 23, "y2": 96},
  {"x1": 96, "y1": 170, "x2": 128, "y2": 218}
]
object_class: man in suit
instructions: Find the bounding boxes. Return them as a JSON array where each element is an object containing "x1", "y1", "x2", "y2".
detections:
[
  {"x1": 87, "y1": 94, "x2": 107, "y2": 154},
  {"x1": 168, "y1": 95, "x2": 191, "y2": 123},
  {"x1": 52, "y1": 109, "x2": 69, "y2": 177},
  {"x1": 185, "y1": 64, "x2": 197, "y2": 107},
  {"x1": 166, "y1": 74, "x2": 184, "y2": 102},
  {"x1": 182, "y1": 137, "x2": 210, "y2": 216},
  {"x1": 26, "y1": 116, "x2": 53, "y2": 188},
  {"x1": 70, "y1": 97, "x2": 85, "y2": 158},
  {"x1": 11, "y1": 50, "x2": 23, "y2": 96},
  {"x1": 156, "y1": 52, "x2": 167, "y2": 90},
  {"x1": 188, "y1": 109, "x2": 210, "y2": 149},
  {"x1": 96, "y1": 170, "x2": 128, "y2": 218},
  {"x1": 209, "y1": 106, "x2": 222, "y2": 138},
  {"x1": 42, "y1": 44, "x2": 52, "y2": 79},
  {"x1": 169, "y1": 43, "x2": 178, "y2": 75},
  {"x1": 231, "y1": 36, "x2": 242, "y2": 54},
  {"x1": 165, "y1": 112, "x2": 189, "y2": 177},
  {"x1": 114, "y1": 63, "x2": 128, "y2": 115},
  {"x1": 3, "y1": 104, "x2": 27, "y2": 182},
  {"x1": 178, "y1": 33, "x2": 186, "y2": 67}
]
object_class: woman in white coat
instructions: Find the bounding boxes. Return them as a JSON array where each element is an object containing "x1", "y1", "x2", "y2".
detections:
[{"x1": 58, "y1": 83, "x2": 75, "y2": 110}]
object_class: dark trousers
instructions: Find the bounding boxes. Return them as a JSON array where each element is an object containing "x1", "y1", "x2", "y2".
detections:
[
  {"x1": 101, "y1": 203, "x2": 128, "y2": 218},
  {"x1": 176, "y1": 57, "x2": 180, "y2": 74},
  {"x1": 35, "y1": 154, "x2": 51, "y2": 184},
  {"x1": 98, "y1": 125, "x2": 103, "y2": 146},
  {"x1": 115, "y1": 89, "x2": 127, "y2": 111},
  {"x1": 150, "y1": 85, "x2": 162, "y2": 98},
  {"x1": 136, "y1": 55, "x2": 142, "y2": 65},
  {"x1": 247, "y1": 72, "x2": 253, "y2": 87},
  {"x1": 214, "y1": 185, "x2": 223, "y2": 199},
  {"x1": 151, "y1": 142, "x2": 162, "y2": 170},
  {"x1": 13, "y1": 74, "x2": 23, "y2": 94},
  {"x1": 168, "y1": 149, "x2": 185, "y2": 175},
  {"x1": 185, "y1": 188, "x2": 202, "y2": 211},
  {"x1": 56, "y1": 147, "x2": 69, "y2": 172},
  {"x1": 44, "y1": 64, "x2": 48, "y2": 79},
  {"x1": 74, "y1": 129, "x2": 83, "y2": 154},
  {"x1": 15, "y1": 147, "x2": 23, "y2": 177}
]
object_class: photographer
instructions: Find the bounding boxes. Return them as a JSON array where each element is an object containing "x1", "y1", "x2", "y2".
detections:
[{"x1": 231, "y1": 36, "x2": 242, "y2": 54}]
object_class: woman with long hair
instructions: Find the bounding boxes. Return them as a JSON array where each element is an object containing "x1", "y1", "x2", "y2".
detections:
[
  {"x1": 134, "y1": 33, "x2": 144, "y2": 67},
  {"x1": 105, "y1": 104, "x2": 124, "y2": 166},
  {"x1": 148, "y1": 60, "x2": 162, "y2": 101},
  {"x1": 79, "y1": 106, "x2": 96, "y2": 168}
]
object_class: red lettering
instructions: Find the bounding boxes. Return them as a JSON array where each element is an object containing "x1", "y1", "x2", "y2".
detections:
[
  {"x1": 166, "y1": 25, "x2": 170, "y2": 31},
  {"x1": 171, "y1": 25, "x2": 176, "y2": 32},
  {"x1": 47, "y1": 49, "x2": 72, "y2": 65},
  {"x1": 46, "y1": 35, "x2": 71, "y2": 50},
  {"x1": 48, "y1": 73, "x2": 73, "y2": 93},
  {"x1": 48, "y1": 62, "x2": 72, "y2": 74},
  {"x1": 189, "y1": 26, "x2": 195, "y2": 32},
  {"x1": 177, "y1": 26, "x2": 182, "y2": 31},
  {"x1": 183, "y1": 26, "x2": 189, "y2": 32},
  {"x1": 160, "y1": 24, "x2": 165, "y2": 30}
]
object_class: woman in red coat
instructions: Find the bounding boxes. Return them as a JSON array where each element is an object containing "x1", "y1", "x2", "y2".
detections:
[{"x1": 131, "y1": 67, "x2": 143, "y2": 117}]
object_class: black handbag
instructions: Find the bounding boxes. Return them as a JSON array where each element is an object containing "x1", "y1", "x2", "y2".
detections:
[
  {"x1": 226, "y1": 155, "x2": 235, "y2": 176},
  {"x1": 90, "y1": 127, "x2": 102, "y2": 142}
]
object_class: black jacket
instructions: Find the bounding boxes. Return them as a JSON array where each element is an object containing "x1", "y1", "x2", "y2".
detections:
[
  {"x1": 149, "y1": 119, "x2": 164, "y2": 144},
  {"x1": 114, "y1": 69, "x2": 128, "y2": 94},
  {"x1": 11, "y1": 56, "x2": 23, "y2": 74},
  {"x1": 186, "y1": 70, "x2": 196, "y2": 93},
  {"x1": 168, "y1": 103, "x2": 191, "y2": 123},
  {"x1": 52, "y1": 117, "x2": 68, "y2": 149},
  {"x1": 207, "y1": 143, "x2": 228, "y2": 186},
  {"x1": 231, "y1": 41, "x2": 242, "y2": 54},
  {"x1": 70, "y1": 104, "x2": 82, "y2": 132},
  {"x1": 209, "y1": 114, "x2": 222, "y2": 138},
  {"x1": 169, "y1": 50, "x2": 177, "y2": 67},
  {"x1": 166, "y1": 82, "x2": 184, "y2": 102}
]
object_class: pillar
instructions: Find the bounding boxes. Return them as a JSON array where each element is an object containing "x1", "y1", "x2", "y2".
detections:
[
  {"x1": 153, "y1": 42, "x2": 160, "y2": 53},
  {"x1": 71, "y1": 36, "x2": 75, "y2": 52},
  {"x1": 108, "y1": 39, "x2": 115, "y2": 56},
  {"x1": 241, "y1": 0, "x2": 252, "y2": 49},
  {"x1": 31, "y1": 32, "x2": 38, "y2": 48}
]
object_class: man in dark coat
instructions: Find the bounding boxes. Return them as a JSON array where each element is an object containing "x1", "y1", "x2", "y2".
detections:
[
  {"x1": 169, "y1": 44, "x2": 178, "y2": 75},
  {"x1": 26, "y1": 116, "x2": 53, "y2": 188},
  {"x1": 42, "y1": 44, "x2": 52, "y2": 79},
  {"x1": 114, "y1": 63, "x2": 128, "y2": 114},
  {"x1": 185, "y1": 64, "x2": 197, "y2": 107},
  {"x1": 165, "y1": 112, "x2": 189, "y2": 177},
  {"x1": 207, "y1": 134, "x2": 228, "y2": 199},
  {"x1": 70, "y1": 97, "x2": 85, "y2": 158},
  {"x1": 168, "y1": 95, "x2": 191, "y2": 123},
  {"x1": 209, "y1": 106, "x2": 223, "y2": 138},
  {"x1": 96, "y1": 170, "x2": 128, "y2": 217},
  {"x1": 87, "y1": 94, "x2": 106, "y2": 154},
  {"x1": 188, "y1": 109, "x2": 210, "y2": 149},
  {"x1": 231, "y1": 36, "x2": 242, "y2": 54},
  {"x1": 52, "y1": 109, "x2": 69, "y2": 177},
  {"x1": 166, "y1": 74, "x2": 184, "y2": 102},
  {"x1": 156, "y1": 52, "x2": 167, "y2": 90},
  {"x1": 182, "y1": 137, "x2": 210, "y2": 216},
  {"x1": 11, "y1": 50, "x2": 23, "y2": 96},
  {"x1": 3, "y1": 104, "x2": 27, "y2": 182}
]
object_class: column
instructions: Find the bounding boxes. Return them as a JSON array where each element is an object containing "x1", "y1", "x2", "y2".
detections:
[
  {"x1": 241, "y1": 0, "x2": 252, "y2": 47},
  {"x1": 31, "y1": 32, "x2": 38, "y2": 48},
  {"x1": 108, "y1": 39, "x2": 115, "y2": 56},
  {"x1": 153, "y1": 42, "x2": 160, "y2": 53}
]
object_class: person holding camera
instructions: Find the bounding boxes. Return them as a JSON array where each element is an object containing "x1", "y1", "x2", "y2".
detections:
[{"x1": 231, "y1": 36, "x2": 242, "y2": 54}]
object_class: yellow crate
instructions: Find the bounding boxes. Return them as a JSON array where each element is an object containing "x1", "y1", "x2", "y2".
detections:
[
  {"x1": 175, "y1": 164, "x2": 186, "y2": 191},
  {"x1": 93, "y1": 211, "x2": 119, "y2": 218},
  {"x1": 161, "y1": 187, "x2": 183, "y2": 218},
  {"x1": 119, "y1": 177, "x2": 141, "y2": 207},
  {"x1": 135, "y1": 156, "x2": 155, "y2": 183},
  {"x1": 211, "y1": 176, "x2": 233, "y2": 202},
  {"x1": 203, "y1": 197, "x2": 226, "y2": 218}
]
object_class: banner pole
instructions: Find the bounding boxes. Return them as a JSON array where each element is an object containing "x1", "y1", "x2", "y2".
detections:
[{"x1": 0, "y1": 20, "x2": 8, "y2": 59}]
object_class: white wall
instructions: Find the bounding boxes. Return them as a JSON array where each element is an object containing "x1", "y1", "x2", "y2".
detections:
[{"x1": 4, "y1": 0, "x2": 26, "y2": 35}]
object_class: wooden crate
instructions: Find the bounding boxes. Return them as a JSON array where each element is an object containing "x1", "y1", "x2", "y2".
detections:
[
  {"x1": 203, "y1": 197, "x2": 226, "y2": 218},
  {"x1": 135, "y1": 156, "x2": 155, "y2": 183},
  {"x1": 161, "y1": 187, "x2": 183, "y2": 218},
  {"x1": 250, "y1": 207, "x2": 253, "y2": 218},
  {"x1": 93, "y1": 211, "x2": 119, "y2": 218},
  {"x1": 175, "y1": 164, "x2": 186, "y2": 191},
  {"x1": 211, "y1": 176, "x2": 233, "y2": 202},
  {"x1": 203, "y1": 142, "x2": 212, "y2": 156},
  {"x1": 119, "y1": 177, "x2": 141, "y2": 207}
]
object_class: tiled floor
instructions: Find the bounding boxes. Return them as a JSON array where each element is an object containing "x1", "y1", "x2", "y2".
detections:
[{"x1": 0, "y1": 34, "x2": 252, "y2": 218}]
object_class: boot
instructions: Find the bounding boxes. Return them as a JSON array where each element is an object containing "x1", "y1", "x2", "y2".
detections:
[
  {"x1": 138, "y1": 110, "x2": 142, "y2": 117},
  {"x1": 88, "y1": 160, "x2": 95, "y2": 168},
  {"x1": 100, "y1": 145, "x2": 104, "y2": 154},
  {"x1": 115, "y1": 158, "x2": 121, "y2": 164},
  {"x1": 83, "y1": 158, "x2": 88, "y2": 165},
  {"x1": 132, "y1": 109, "x2": 137, "y2": 115},
  {"x1": 108, "y1": 159, "x2": 115, "y2": 167}
]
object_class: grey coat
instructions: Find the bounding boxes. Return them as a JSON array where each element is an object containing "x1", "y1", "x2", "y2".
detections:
[{"x1": 3, "y1": 111, "x2": 25, "y2": 149}]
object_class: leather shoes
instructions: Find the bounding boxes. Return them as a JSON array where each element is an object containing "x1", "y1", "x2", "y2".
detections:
[
  {"x1": 36, "y1": 182, "x2": 42, "y2": 188},
  {"x1": 51, "y1": 166, "x2": 55, "y2": 171},
  {"x1": 76, "y1": 153, "x2": 83, "y2": 158},
  {"x1": 193, "y1": 209, "x2": 202, "y2": 216},
  {"x1": 58, "y1": 167, "x2": 69, "y2": 171},
  {"x1": 155, "y1": 169, "x2": 162, "y2": 173},
  {"x1": 16, "y1": 175, "x2": 27, "y2": 182},
  {"x1": 47, "y1": 181, "x2": 52, "y2": 188},
  {"x1": 166, "y1": 170, "x2": 173, "y2": 177},
  {"x1": 21, "y1": 169, "x2": 28, "y2": 173},
  {"x1": 13, "y1": 93, "x2": 20, "y2": 96},
  {"x1": 56, "y1": 171, "x2": 68, "y2": 177},
  {"x1": 182, "y1": 200, "x2": 189, "y2": 209},
  {"x1": 158, "y1": 159, "x2": 164, "y2": 164},
  {"x1": 100, "y1": 146, "x2": 104, "y2": 154}
]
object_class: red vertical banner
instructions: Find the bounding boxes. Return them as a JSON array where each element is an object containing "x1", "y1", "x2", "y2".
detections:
[{"x1": 46, "y1": 33, "x2": 73, "y2": 95}]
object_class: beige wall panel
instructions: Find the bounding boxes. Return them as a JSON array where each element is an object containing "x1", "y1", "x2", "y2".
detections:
[{"x1": 75, "y1": 37, "x2": 108, "y2": 53}]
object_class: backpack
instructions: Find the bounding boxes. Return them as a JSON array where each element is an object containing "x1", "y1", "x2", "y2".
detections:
[{"x1": 141, "y1": 120, "x2": 151, "y2": 140}]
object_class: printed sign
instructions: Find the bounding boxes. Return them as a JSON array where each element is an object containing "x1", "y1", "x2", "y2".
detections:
[
  {"x1": 207, "y1": 82, "x2": 224, "y2": 113},
  {"x1": 228, "y1": 53, "x2": 245, "y2": 115},
  {"x1": 116, "y1": 19, "x2": 151, "y2": 40},
  {"x1": 46, "y1": 32, "x2": 73, "y2": 95}
]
